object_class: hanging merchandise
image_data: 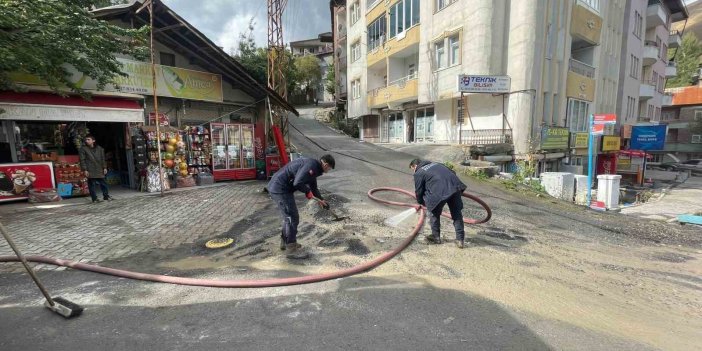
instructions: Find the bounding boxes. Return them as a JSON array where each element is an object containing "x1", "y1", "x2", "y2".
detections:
[
  {"x1": 184, "y1": 125, "x2": 212, "y2": 175},
  {"x1": 145, "y1": 164, "x2": 169, "y2": 192}
]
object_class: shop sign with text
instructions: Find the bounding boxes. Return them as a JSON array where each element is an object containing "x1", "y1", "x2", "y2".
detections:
[
  {"x1": 541, "y1": 127, "x2": 569, "y2": 150},
  {"x1": 630, "y1": 125, "x2": 667, "y2": 150},
  {"x1": 9, "y1": 58, "x2": 223, "y2": 103},
  {"x1": 0, "y1": 162, "x2": 55, "y2": 203},
  {"x1": 457, "y1": 75, "x2": 510, "y2": 93},
  {"x1": 573, "y1": 133, "x2": 588, "y2": 148},
  {"x1": 601, "y1": 136, "x2": 621, "y2": 152}
]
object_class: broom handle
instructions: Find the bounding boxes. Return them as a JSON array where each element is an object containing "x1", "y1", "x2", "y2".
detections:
[{"x1": 0, "y1": 221, "x2": 55, "y2": 306}]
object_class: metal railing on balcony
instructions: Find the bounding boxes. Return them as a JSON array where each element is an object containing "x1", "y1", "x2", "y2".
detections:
[
  {"x1": 460, "y1": 129, "x2": 513, "y2": 145},
  {"x1": 644, "y1": 40, "x2": 659, "y2": 47},
  {"x1": 388, "y1": 72, "x2": 418, "y2": 87},
  {"x1": 568, "y1": 58, "x2": 596, "y2": 78},
  {"x1": 642, "y1": 79, "x2": 657, "y2": 86}
]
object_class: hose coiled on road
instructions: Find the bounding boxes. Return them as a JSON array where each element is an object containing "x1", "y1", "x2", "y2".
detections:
[{"x1": 0, "y1": 188, "x2": 490, "y2": 288}]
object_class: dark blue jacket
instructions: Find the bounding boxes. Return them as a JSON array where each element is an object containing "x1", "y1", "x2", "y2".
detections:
[
  {"x1": 414, "y1": 161, "x2": 467, "y2": 211},
  {"x1": 267, "y1": 157, "x2": 324, "y2": 199}
]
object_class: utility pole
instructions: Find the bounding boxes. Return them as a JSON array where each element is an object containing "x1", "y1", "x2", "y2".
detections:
[{"x1": 268, "y1": 0, "x2": 291, "y2": 165}]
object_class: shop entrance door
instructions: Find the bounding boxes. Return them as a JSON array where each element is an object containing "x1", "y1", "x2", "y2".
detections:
[
  {"x1": 414, "y1": 108, "x2": 435, "y2": 143},
  {"x1": 387, "y1": 112, "x2": 404, "y2": 143}
]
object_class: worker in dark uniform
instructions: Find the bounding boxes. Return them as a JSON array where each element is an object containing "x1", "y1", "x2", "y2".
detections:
[
  {"x1": 410, "y1": 159, "x2": 466, "y2": 248},
  {"x1": 267, "y1": 154, "x2": 335, "y2": 259}
]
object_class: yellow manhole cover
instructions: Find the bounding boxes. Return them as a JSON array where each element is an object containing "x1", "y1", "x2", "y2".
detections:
[{"x1": 205, "y1": 238, "x2": 234, "y2": 249}]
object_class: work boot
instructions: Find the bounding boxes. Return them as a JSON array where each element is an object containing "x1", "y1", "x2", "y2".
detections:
[
  {"x1": 285, "y1": 243, "x2": 309, "y2": 259},
  {"x1": 424, "y1": 235, "x2": 442, "y2": 244},
  {"x1": 104, "y1": 195, "x2": 114, "y2": 201},
  {"x1": 92, "y1": 198, "x2": 101, "y2": 204},
  {"x1": 455, "y1": 240, "x2": 464, "y2": 249}
]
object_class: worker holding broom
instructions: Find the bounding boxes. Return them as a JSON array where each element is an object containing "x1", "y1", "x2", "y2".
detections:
[
  {"x1": 267, "y1": 154, "x2": 335, "y2": 259},
  {"x1": 410, "y1": 159, "x2": 466, "y2": 249}
]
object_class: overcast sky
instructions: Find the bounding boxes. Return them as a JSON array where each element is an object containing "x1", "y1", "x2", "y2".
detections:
[{"x1": 162, "y1": 0, "x2": 331, "y2": 54}]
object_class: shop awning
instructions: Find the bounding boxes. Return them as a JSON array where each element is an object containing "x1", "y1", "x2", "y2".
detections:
[{"x1": 0, "y1": 91, "x2": 144, "y2": 123}]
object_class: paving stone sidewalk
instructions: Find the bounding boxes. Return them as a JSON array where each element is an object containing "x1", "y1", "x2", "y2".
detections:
[
  {"x1": 620, "y1": 176, "x2": 702, "y2": 222},
  {"x1": 0, "y1": 182, "x2": 269, "y2": 273}
]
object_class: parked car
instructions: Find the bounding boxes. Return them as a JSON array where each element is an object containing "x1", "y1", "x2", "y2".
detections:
[{"x1": 658, "y1": 159, "x2": 702, "y2": 174}]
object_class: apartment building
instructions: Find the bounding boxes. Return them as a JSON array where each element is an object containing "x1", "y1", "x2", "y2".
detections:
[
  {"x1": 617, "y1": 0, "x2": 687, "y2": 127},
  {"x1": 290, "y1": 33, "x2": 335, "y2": 103},
  {"x1": 330, "y1": 0, "x2": 348, "y2": 110}
]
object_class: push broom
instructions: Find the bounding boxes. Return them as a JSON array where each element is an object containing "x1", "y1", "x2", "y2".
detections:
[{"x1": 0, "y1": 220, "x2": 83, "y2": 318}]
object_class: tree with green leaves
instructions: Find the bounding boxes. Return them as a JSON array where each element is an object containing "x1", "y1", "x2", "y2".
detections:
[
  {"x1": 294, "y1": 55, "x2": 322, "y2": 101},
  {"x1": 325, "y1": 62, "x2": 335, "y2": 97},
  {"x1": 667, "y1": 32, "x2": 702, "y2": 88},
  {"x1": 0, "y1": 0, "x2": 149, "y2": 96},
  {"x1": 233, "y1": 18, "x2": 298, "y2": 96}
]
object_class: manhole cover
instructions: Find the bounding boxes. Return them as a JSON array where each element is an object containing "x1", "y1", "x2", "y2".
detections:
[{"x1": 205, "y1": 238, "x2": 234, "y2": 249}]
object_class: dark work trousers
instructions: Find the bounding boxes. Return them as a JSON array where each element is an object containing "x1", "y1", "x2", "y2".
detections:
[
  {"x1": 270, "y1": 192, "x2": 300, "y2": 244},
  {"x1": 428, "y1": 191, "x2": 465, "y2": 241},
  {"x1": 87, "y1": 178, "x2": 110, "y2": 201}
]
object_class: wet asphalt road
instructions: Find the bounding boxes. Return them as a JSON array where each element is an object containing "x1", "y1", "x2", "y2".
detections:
[{"x1": 0, "y1": 109, "x2": 698, "y2": 350}]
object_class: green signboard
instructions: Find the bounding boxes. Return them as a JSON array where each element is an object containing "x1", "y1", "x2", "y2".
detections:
[{"x1": 541, "y1": 127, "x2": 569, "y2": 150}]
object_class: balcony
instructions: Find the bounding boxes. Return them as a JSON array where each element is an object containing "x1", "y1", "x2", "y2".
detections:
[
  {"x1": 646, "y1": 1, "x2": 668, "y2": 29},
  {"x1": 566, "y1": 71, "x2": 595, "y2": 102},
  {"x1": 569, "y1": 58, "x2": 596, "y2": 78},
  {"x1": 460, "y1": 129, "x2": 513, "y2": 145},
  {"x1": 665, "y1": 61, "x2": 677, "y2": 78},
  {"x1": 669, "y1": 30, "x2": 682, "y2": 48},
  {"x1": 367, "y1": 75, "x2": 419, "y2": 109},
  {"x1": 643, "y1": 41, "x2": 659, "y2": 66},
  {"x1": 570, "y1": 0, "x2": 603, "y2": 49},
  {"x1": 640, "y1": 80, "x2": 656, "y2": 100}
]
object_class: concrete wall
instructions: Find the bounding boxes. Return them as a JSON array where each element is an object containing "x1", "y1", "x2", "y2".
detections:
[
  {"x1": 617, "y1": 0, "x2": 646, "y2": 125},
  {"x1": 347, "y1": 0, "x2": 369, "y2": 118}
]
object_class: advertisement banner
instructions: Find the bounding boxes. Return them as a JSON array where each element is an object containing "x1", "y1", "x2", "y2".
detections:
[
  {"x1": 601, "y1": 136, "x2": 621, "y2": 152},
  {"x1": 541, "y1": 127, "x2": 569, "y2": 150},
  {"x1": 593, "y1": 114, "x2": 617, "y2": 125},
  {"x1": 630, "y1": 125, "x2": 667, "y2": 150},
  {"x1": 574, "y1": 133, "x2": 589, "y2": 148},
  {"x1": 596, "y1": 154, "x2": 617, "y2": 175},
  {"x1": 0, "y1": 162, "x2": 55, "y2": 203},
  {"x1": 457, "y1": 75, "x2": 511, "y2": 93},
  {"x1": 9, "y1": 58, "x2": 223, "y2": 103}
]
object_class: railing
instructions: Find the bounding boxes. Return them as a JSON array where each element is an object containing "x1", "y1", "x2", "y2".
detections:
[
  {"x1": 644, "y1": 40, "x2": 658, "y2": 47},
  {"x1": 368, "y1": 87, "x2": 384, "y2": 96},
  {"x1": 568, "y1": 58, "x2": 596, "y2": 78},
  {"x1": 642, "y1": 79, "x2": 657, "y2": 86},
  {"x1": 460, "y1": 129, "x2": 513, "y2": 145},
  {"x1": 388, "y1": 72, "x2": 418, "y2": 87}
]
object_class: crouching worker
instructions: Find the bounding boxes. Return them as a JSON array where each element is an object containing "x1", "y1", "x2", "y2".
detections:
[
  {"x1": 267, "y1": 154, "x2": 335, "y2": 259},
  {"x1": 410, "y1": 159, "x2": 466, "y2": 249}
]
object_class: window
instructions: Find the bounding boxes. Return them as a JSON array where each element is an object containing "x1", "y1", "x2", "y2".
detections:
[
  {"x1": 662, "y1": 44, "x2": 668, "y2": 63},
  {"x1": 350, "y1": 2, "x2": 360, "y2": 24},
  {"x1": 435, "y1": 40, "x2": 445, "y2": 69},
  {"x1": 567, "y1": 99, "x2": 590, "y2": 132},
  {"x1": 456, "y1": 97, "x2": 465, "y2": 124},
  {"x1": 351, "y1": 79, "x2": 360, "y2": 99},
  {"x1": 629, "y1": 55, "x2": 639, "y2": 79},
  {"x1": 160, "y1": 52, "x2": 175, "y2": 66},
  {"x1": 579, "y1": 0, "x2": 600, "y2": 13},
  {"x1": 655, "y1": 107, "x2": 661, "y2": 121},
  {"x1": 367, "y1": 16, "x2": 386, "y2": 51},
  {"x1": 658, "y1": 76, "x2": 665, "y2": 93},
  {"x1": 448, "y1": 34, "x2": 460, "y2": 66},
  {"x1": 389, "y1": 0, "x2": 419, "y2": 39},
  {"x1": 436, "y1": 0, "x2": 457, "y2": 12},
  {"x1": 656, "y1": 36, "x2": 662, "y2": 58},
  {"x1": 351, "y1": 41, "x2": 361, "y2": 62},
  {"x1": 695, "y1": 110, "x2": 702, "y2": 121},
  {"x1": 626, "y1": 96, "x2": 637, "y2": 121},
  {"x1": 662, "y1": 109, "x2": 676, "y2": 121},
  {"x1": 408, "y1": 63, "x2": 416, "y2": 78},
  {"x1": 633, "y1": 11, "x2": 642, "y2": 38},
  {"x1": 692, "y1": 135, "x2": 702, "y2": 144}
]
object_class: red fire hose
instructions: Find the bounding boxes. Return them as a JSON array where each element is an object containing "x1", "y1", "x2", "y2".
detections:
[{"x1": 0, "y1": 188, "x2": 490, "y2": 288}]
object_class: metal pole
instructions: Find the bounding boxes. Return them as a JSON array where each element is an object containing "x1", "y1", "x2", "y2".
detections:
[
  {"x1": 0, "y1": 221, "x2": 55, "y2": 306},
  {"x1": 149, "y1": 1, "x2": 165, "y2": 197},
  {"x1": 586, "y1": 113, "x2": 594, "y2": 206}
]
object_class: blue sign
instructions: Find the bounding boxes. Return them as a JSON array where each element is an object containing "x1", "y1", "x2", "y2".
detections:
[{"x1": 630, "y1": 125, "x2": 667, "y2": 150}]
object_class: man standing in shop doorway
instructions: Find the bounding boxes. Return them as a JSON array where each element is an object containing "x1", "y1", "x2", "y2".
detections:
[
  {"x1": 79, "y1": 134, "x2": 112, "y2": 203},
  {"x1": 267, "y1": 154, "x2": 335, "y2": 259},
  {"x1": 410, "y1": 158, "x2": 466, "y2": 249}
]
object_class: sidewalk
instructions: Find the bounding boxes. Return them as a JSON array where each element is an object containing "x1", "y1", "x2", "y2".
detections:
[
  {"x1": 0, "y1": 181, "x2": 269, "y2": 273},
  {"x1": 620, "y1": 176, "x2": 702, "y2": 222}
]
